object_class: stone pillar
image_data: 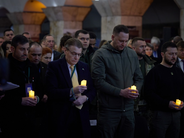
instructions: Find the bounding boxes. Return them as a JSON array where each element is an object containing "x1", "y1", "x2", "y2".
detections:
[
  {"x1": 42, "y1": 6, "x2": 91, "y2": 46},
  {"x1": 93, "y1": 0, "x2": 153, "y2": 40},
  {"x1": 174, "y1": 0, "x2": 184, "y2": 40},
  {"x1": 7, "y1": 12, "x2": 45, "y2": 41}
]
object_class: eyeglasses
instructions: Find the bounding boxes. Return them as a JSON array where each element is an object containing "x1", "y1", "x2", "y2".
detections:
[{"x1": 66, "y1": 47, "x2": 82, "y2": 57}]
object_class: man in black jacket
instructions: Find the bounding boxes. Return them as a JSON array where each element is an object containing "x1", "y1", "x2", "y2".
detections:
[
  {"x1": 1, "y1": 35, "x2": 40, "y2": 138},
  {"x1": 43, "y1": 34, "x2": 61, "y2": 61},
  {"x1": 28, "y1": 42, "x2": 49, "y2": 137},
  {"x1": 75, "y1": 30, "x2": 95, "y2": 69},
  {"x1": 145, "y1": 42, "x2": 184, "y2": 138}
]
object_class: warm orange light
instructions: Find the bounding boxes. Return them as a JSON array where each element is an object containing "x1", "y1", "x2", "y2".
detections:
[
  {"x1": 24, "y1": 0, "x2": 46, "y2": 12},
  {"x1": 65, "y1": 0, "x2": 92, "y2": 7},
  {"x1": 176, "y1": 99, "x2": 181, "y2": 106}
]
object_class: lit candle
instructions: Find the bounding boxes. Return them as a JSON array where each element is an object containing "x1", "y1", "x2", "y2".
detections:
[
  {"x1": 131, "y1": 85, "x2": 137, "y2": 93},
  {"x1": 176, "y1": 99, "x2": 181, "y2": 106},
  {"x1": 29, "y1": 90, "x2": 35, "y2": 99},
  {"x1": 81, "y1": 80, "x2": 87, "y2": 86}
]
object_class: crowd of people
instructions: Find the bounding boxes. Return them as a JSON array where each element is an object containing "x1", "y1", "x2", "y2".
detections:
[{"x1": 0, "y1": 24, "x2": 184, "y2": 138}]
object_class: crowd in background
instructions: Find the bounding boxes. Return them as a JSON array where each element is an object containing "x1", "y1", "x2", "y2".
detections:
[{"x1": 0, "y1": 25, "x2": 184, "y2": 138}]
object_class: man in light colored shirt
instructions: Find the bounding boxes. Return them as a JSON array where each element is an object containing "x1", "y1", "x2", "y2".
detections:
[
  {"x1": 176, "y1": 41, "x2": 184, "y2": 72},
  {"x1": 42, "y1": 34, "x2": 61, "y2": 61}
]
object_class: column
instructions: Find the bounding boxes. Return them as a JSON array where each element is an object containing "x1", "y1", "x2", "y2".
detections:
[
  {"x1": 7, "y1": 12, "x2": 45, "y2": 41},
  {"x1": 174, "y1": 0, "x2": 184, "y2": 40},
  {"x1": 93, "y1": 0, "x2": 153, "y2": 40},
  {"x1": 42, "y1": 6, "x2": 91, "y2": 46}
]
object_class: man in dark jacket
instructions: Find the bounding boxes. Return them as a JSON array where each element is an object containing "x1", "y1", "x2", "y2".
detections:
[
  {"x1": 1, "y1": 35, "x2": 40, "y2": 138},
  {"x1": 46, "y1": 38, "x2": 96, "y2": 138},
  {"x1": 75, "y1": 30, "x2": 95, "y2": 69},
  {"x1": 132, "y1": 37, "x2": 155, "y2": 138},
  {"x1": 145, "y1": 42, "x2": 184, "y2": 138},
  {"x1": 43, "y1": 34, "x2": 61, "y2": 61},
  {"x1": 91, "y1": 25, "x2": 143, "y2": 138}
]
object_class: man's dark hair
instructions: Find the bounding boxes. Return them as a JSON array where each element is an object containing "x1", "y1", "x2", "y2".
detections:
[
  {"x1": 11, "y1": 35, "x2": 28, "y2": 48},
  {"x1": 113, "y1": 25, "x2": 129, "y2": 35},
  {"x1": 132, "y1": 37, "x2": 145, "y2": 47},
  {"x1": 22, "y1": 32, "x2": 29, "y2": 35},
  {"x1": 60, "y1": 35, "x2": 72, "y2": 47},
  {"x1": 75, "y1": 30, "x2": 89, "y2": 38},
  {"x1": 176, "y1": 40, "x2": 184, "y2": 49},
  {"x1": 1, "y1": 41, "x2": 12, "y2": 56},
  {"x1": 89, "y1": 32, "x2": 96, "y2": 39},
  {"x1": 4, "y1": 29, "x2": 13, "y2": 35},
  {"x1": 65, "y1": 38, "x2": 83, "y2": 49},
  {"x1": 161, "y1": 41, "x2": 177, "y2": 53}
]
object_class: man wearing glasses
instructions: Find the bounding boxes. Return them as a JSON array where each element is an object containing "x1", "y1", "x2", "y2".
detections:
[
  {"x1": 3, "y1": 29, "x2": 14, "y2": 41},
  {"x1": 46, "y1": 38, "x2": 96, "y2": 138}
]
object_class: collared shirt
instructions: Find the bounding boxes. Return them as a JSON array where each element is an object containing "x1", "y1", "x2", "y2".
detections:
[
  {"x1": 178, "y1": 57, "x2": 184, "y2": 72},
  {"x1": 67, "y1": 62, "x2": 78, "y2": 79},
  {"x1": 153, "y1": 50, "x2": 158, "y2": 58},
  {"x1": 51, "y1": 50, "x2": 54, "y2": 61}
]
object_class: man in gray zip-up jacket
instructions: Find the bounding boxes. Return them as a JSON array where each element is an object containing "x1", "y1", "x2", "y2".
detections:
[{"x1": 91, "y1": 25, "x2": 143, "y2": 138}]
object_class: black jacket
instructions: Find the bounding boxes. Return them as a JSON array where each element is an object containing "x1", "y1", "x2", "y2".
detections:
[{"x1": 1, "y1": 54, "x2": 41, "y2": 137}]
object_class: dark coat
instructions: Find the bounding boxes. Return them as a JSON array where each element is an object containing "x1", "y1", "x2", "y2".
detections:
[
  {"x1": 53, "y1": 50, "x2": 61, "y2": 61},
  {"x1": 46, "y1": 57, "x2": 96, "y2": 138},
  {"x1": 1, "y1": 54, "x2": 40, "y2": 138},
  {"x1": 152, "y1": 49, "x2": 162, "y2": 65}
]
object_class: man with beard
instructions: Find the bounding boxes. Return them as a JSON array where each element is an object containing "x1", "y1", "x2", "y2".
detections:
[
  {"x1": 145, "y1": 42, "x2": 184, "y2": 138},
  {"x1": 28, "y1": 42, "x2": 48, "y2": 102},
  {"x1": 1, "y1": 35, "x2": 40, "y2": 138},
  {"x1": 132, "y1": 37, "x2": 155, "y2": 138},
  {"x1": 28, "y1": 42, "x2": 48, "y2": 137},
  {"x1": 132, "y1": 37, "x2": 155, "y2": 109},
  {"x1": 91, "y1": 25, "x2": 143, "y2": 138}
]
